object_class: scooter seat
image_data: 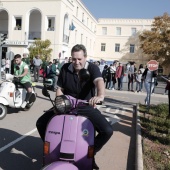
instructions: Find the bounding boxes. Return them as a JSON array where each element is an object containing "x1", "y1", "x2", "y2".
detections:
[{"x1": 17, "y1": 84, "x2": 24, "y2": 88}]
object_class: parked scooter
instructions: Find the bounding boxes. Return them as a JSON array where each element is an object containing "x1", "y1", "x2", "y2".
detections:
[
  {"x1": 41, "y1": 86, "x2": 101, "y2": 170},
  {"x1": 0, "y1": 73, "x2": 36, "y2": 120}
]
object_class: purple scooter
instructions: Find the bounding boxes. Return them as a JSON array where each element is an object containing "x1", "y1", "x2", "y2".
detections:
[{"x1": 41, "y1": 86, "x2": 100, "y2": 170}]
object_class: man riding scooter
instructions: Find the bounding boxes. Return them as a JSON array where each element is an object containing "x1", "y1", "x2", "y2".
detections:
[
  {"x1": 36, "y1": 44, "x2": 113, "y2": 169},
  {"x1": 14, "y1": 54, "x2": 33, "y2": 108}
]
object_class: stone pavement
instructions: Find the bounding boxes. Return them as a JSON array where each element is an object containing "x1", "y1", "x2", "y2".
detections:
[{"x1": 96, "y1": 96, "x2": 136, "y2": 170}]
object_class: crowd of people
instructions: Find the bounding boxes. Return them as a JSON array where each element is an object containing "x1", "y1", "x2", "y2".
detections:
[{"x1": 1, "y1": 52, "x2": 169, "y2": 106}]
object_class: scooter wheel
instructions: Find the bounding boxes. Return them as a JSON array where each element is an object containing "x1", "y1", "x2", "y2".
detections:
[{"x1": 0, "y1": 104, "x2": 7, "y2": 120}]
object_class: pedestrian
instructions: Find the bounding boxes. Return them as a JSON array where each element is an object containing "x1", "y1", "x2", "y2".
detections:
[
  {"x1": 151, "y1": 70, "x2": 158, "y2": 94},
  {"x1": 116, "y1": 62, "x2": 124, "y2": 90},
  {"x1": 164, "y1": 77, "x2": 170, "y2": 95},
  {"x1": 108, "y1": 62, "x2": 117, "y2": 90},
  {"x1": 142, "y1": 67, "x2": 157, "y2": 105},
  {"x1": 128, "y1": 62, "x2": 136, "y2": 92},
  {"x1": 5, "y1": 58, "x2": 10, "y2": 73},
  {"x1": 102, "y1": 65, "x2": 109, "y2": 84},
  {"x1": 68, "y1": 57, "x2": 72, "y2": 63},
  {"x1": 139, "y1": 64, "x2": 145, "y2": 92},
  {"x1": 36, "y1": 44, "x2": 113, "y2": 169},
  {"x1": 167, "y1": 76, "x2": 170, "y2": 119},
  {"x1": 33, "y1": 55, "x2": 43, "y2": 82},
  {"x1": 135, "y1": 70, "x2": 142, "y2": 92},
  {"x1": 1, "y1": 57, "x2": 6, "y2": 71},
  {"x1": 22, "y1": 53, "x2": 30, "y2": 66}
]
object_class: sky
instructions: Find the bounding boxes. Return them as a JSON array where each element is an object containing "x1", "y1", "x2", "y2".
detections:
[{"x1": 82, "y1": 0, "x2": 170, "y2": 20}]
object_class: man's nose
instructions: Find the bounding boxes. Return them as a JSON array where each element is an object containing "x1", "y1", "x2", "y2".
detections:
[{"x1": 75, "y1": 60, "x2": 79, "y2": 64}]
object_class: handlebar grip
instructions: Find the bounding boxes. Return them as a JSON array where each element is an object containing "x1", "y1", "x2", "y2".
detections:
[{"x1": 96, "y1": 101, "x2": 102, "y2": 105}]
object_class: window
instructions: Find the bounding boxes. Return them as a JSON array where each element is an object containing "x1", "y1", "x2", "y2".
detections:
[
  {"x1": 82, "y1": 13, "x2": 84, "y2": 22},
  {"x1": 47, "y1": 17, "x2": 55, "y2": 31},
  {"x1": 101, "y1": 43, "x2": 106, "y2": 51},
  {"x1": 130, "y1": 44, "x2": 135, "y2": 53},
  {"x1": 76, "y1": 7, "x2": 79, "y2": 17},
  {"x1": 81, "y1": 34, "x2": 83, "y2": 44},
  {"x1": 14, "y1": 17, "x2": 22, "y2": 30},
  {"x1": 115, "y1": 43, "x2": 120, "y2": 52},
  {"x1": 116, "y1": 27, "x2": 121, "y2": 35},
  {"x1": 131, "y1": 28, "x2": 136, "y2": 35},
  {"x1": 63, "y1": 14, "x2": 69, "y2": 43},
  {"x1": 102, "y1": 27, "x2": 107, "y2": 35},
  {"x1": 87, "y1": 18, "x2": 89, "y2": 26}
]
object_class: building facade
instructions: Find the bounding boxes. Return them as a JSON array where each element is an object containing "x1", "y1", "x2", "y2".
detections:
[{"x1": 0, "y1": 0, "x2": 153, "y2": 65}]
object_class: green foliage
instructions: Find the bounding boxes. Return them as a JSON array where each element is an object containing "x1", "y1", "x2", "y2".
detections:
[
  {"x1": 139, "y1": 13, "x2": 170, "y2": 66},
  {"x1": 140, "y1": 103, "x2": 170, "y2": 144},
  {"x1": 28, "y1": 39, "x2": 53, "y2": 61}
]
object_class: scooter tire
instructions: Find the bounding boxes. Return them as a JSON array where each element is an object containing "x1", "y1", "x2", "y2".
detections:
[{"x1": 0, "y1": 104, "x2": 7, "y2": 120}]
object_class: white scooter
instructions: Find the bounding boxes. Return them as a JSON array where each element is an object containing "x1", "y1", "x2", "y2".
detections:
[{"x1": 0, "y1": 74, "x2": 36, "y2": 120}]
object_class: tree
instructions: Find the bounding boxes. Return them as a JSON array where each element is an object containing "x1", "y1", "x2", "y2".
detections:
[
  {"x1": 28, "y1": 39, "x2": 53, "y2": 61},
  {"x1": 139, "y1": 13, "x2": 170, "y2": 66}
]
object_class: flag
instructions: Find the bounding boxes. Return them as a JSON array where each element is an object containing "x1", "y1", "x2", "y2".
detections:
[{"x1": 69, "y1": 22, "x2": 76, "y2": 31}]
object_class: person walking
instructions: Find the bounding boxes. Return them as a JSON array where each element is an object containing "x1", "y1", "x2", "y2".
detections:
[
  {"x1": 142, "y1": 68, "x2": 157, "y2": 105},
  {"x1": 116, "y1": 62, "x2": 124, "y2": 90},
  {"x1": 33, "y1": 55, "x2": 42, "y2": 82},
  {"x1": 5, "y1": 58, "x2": 10, "y2": 73}
]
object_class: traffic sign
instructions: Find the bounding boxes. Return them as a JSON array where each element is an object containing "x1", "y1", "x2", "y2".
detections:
[{"x1": 147, "y1": 60, "x2": 159, "y2": 71}]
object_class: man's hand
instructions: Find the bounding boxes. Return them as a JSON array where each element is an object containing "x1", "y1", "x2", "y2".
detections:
[{"x1": 89, "y1": 95, "x2": 104, "y2": 107}]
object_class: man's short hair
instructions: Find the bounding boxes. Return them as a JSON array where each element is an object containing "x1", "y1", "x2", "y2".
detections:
[
  {"x1": 71, "y1": 44, "x2": 87, "y2": 57},
  {"x1": 14, "y1": 54, "x2": 21, "y2": 59}
]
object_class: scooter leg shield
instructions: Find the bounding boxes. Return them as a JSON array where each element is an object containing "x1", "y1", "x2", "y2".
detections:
[
  {"x1": 43, "y1": 115, "x2": 95, "y2": 170},
  {"x1": 60, "y1": 115, "x2": 95, "y2": 166},
  {"x1": 43, "y1": 115, "x2": 65, "y2": 165},
  {"x1": 74, "y1": 116, "x2": 95, "y2": 170}
]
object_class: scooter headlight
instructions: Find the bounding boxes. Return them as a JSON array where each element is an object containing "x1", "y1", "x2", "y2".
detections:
[{"x1": 54, "y1": 95, "x2": 72, "y2": 113}]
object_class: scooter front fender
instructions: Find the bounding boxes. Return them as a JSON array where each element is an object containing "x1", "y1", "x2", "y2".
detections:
[
  {"x1": 0, "y1": 97, "x2": 9, "y2": 106},
  {"x1": 42, "y1": 161, "x2": 78, "y2": 170}
]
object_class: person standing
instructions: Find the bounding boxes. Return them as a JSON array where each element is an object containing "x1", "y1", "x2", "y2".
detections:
[
  {"x1": 33, "y1": 55, "x2": 42, "y2": 82},
  {"x1": 102, "y1": 65, "x2": 109, "y2": 86},
  {"x1": 116, "y1": 62, "x2": 124, "y2": 90},
  {"x1": 5, "y1": 58, "x2": 10, "y2": 73},
  {"x1": 1, "y1": 57, "x2": 6, "y2": 71},
  {"x1": 108, "y1": 62, "x2": 117, "y2": 90},
  {"x1": 139, "y1": 64, "x2": 145, "y2": 92},
  {"x1": 128, "y1": 62, "x2": 136, "y2": 92},
  {"x1": 167, "y1": 77, "x2": 170, "y2": 119},
  {"x1": 22, "y1": 53, "x2": 30, "y2": 66},
  {"x1": 135, "y1": 70, "x2": 142, "y2": 92}
]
